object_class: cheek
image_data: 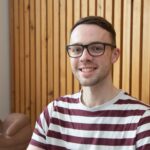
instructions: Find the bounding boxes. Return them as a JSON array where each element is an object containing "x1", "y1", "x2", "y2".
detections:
[{"x1": 70, "y1": 58, "x2": 78, "y2": 70}]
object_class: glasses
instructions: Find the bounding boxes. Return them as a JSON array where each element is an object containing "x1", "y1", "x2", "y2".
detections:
[{"x1": 66, "y1": 42, "x2": 116, "y2": 58}]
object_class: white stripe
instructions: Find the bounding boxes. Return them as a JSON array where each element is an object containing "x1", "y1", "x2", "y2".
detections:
[
  {"x1": 137, "y1": 123, "x2": 150, "y2": 133},
  {"x1": 137, "y1": 136, "x2": 150, "y2": 147},
  {"x1": 50, "y1": 124, "x2": 136, "y2": 139},
  {"x1": 40, "y1": 113, "x2": 49, "y2": 133},
  {"x1": 32, "y1": 132, "x2": 46, "y2": 144},
  {"x1": 47, "y1": 137, "x2": 135, "y2": 150},
  {"x1": 53, "y1": 112, "x2": 140, "y2": 124},
  {"x1": 143, "y1": 109, "x2": 150, "y2": 117},
  {"x1": 55, "y1": 100, "x2": 149, "y2": 111},
  {"x1": 35, "y1": 123, "x2": 45, "y2": 135}
]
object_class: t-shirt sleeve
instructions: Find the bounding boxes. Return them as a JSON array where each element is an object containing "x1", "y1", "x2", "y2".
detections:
[
  {"x1": 29, "y1": 102, "x2": 54, "y2": 149},
  {"x1": 136, "y1": 109, "x2": 150, "y2": 150}
]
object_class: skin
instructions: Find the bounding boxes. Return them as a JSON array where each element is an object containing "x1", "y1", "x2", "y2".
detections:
[
  {"x1": 27, "y1": 24, "x2": 120, "y2": 150},
  {"x1": 69, "y1": 24, "x2": 120, "y2": 107},
  {"x1": 27, "y1": 145, "x2": 44, "y2": 150}
]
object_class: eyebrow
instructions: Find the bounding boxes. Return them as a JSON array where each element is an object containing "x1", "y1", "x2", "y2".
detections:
[{"x1": 69, "y1": 41, "x2": 107, "y2": 45}]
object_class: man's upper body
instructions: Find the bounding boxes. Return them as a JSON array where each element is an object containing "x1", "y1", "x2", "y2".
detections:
[
  {"x1": 27, "y1": 91, "x2": 150, "y2": 150},
  {"x1": 27, "y1": 16, "x2": 150, "y2": 150}
]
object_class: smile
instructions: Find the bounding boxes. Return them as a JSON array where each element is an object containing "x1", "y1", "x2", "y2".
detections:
[{"x1": 79, "y1": 67, "x2": 97, "y2": 72}]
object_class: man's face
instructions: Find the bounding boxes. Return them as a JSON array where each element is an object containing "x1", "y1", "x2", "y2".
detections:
[{"x1": 69, "y1": 24, "x2": 119, "y2": 87}]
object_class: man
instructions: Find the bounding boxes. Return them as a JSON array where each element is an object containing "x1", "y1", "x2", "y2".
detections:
[{"x1": 27, "y1": 16, "x2": 150, "y2": 150}]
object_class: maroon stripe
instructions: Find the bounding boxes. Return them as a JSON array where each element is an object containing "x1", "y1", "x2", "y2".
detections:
[
  {"x1": 37, "y1": 117, "x2": 43, "y2": 129},
  {"x1": 36, "y1": 106, "x2": 51, "y2": 132},
  {"x1": 54, "y1": 106, "x2": 144, "y2": 117},
  {"x1": 43, "y1": 106, "x2": 51, "y2": 126},
  {"x1": 30, "y1": 139, "x2": 47, "y2": 149},
  {"x1": 51, "y1": 118, "x2": 137, "y2": 131},
  {"x1": 31, "y1": 139, "x2": 69, "y2": 150},
  {"x1": 136, "y1": 130, "x2": 150, "y2": 141},
  {"x1": 115, "y1": 99, "x2": 150, "y2": 107},
  {"x1": 138, "y1": 116, "x2": 150, "y2": 126},
  {"x1": 56, "y1": 96, "x2": 79, "y2": 103},
  {"x1": 115, "y1": 99, "x2": 141, "y2": 104},
  {"x1": 48, "y1": 130, "x2": 135, "y2": 146},
  {"x1": 137, "y1": 144, "x2": 150, "y2": 150}
]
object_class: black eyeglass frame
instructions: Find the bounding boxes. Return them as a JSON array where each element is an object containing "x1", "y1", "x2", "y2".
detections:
[{"x1": 66, "y1": 42, "x2": 116, "y2": 58}]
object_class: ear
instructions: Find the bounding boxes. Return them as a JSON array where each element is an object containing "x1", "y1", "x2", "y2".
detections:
[{"x1": 111, "y1": 48, "x2": 120, "y2": 64}]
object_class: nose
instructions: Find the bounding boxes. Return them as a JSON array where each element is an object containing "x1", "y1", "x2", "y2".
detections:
[{"x1": 80, "y1": 48, "x2": 93, "y2": 61}]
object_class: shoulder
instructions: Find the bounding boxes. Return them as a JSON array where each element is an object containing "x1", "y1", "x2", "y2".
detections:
[
  {"x1": 43, "y1": 92, "x2": 81, "y2": 113},
  {"x1": 115, "y1": 91, "x2": 150, "y2": 113},
  {"x1": 51, "y1": 92, "x2": 81, "y2": 106}
]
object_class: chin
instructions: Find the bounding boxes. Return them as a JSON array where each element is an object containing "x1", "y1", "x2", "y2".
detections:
[{"x1": 78, "y1": 78, "x2": 99, "y2": 87}]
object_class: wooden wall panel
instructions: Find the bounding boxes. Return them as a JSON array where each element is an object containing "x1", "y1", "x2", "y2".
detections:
[
  {"x1": 131, "y1": 0, "x2": 142, "y2": 98},
  {"x1": 19, "y1": 0, "x2": 25, "y2": 114},
  {"x1": 60, "y1": 0, "x2": 67, "y2": 96},
  {"x1": 24, "y1": 0, "x2": 30, "y2": 118},
  {"x1": 73, "y1": 0, "x2": 81, "y2": 92},
  {"x1": 30, "y1": 0, "x2": 36, "y2": 127},
  {"x1": 41, "y1": 0, "x2": 47, "y2": 110},
  {"x1": 53, "y1": 0, "x2": 60, "y2": 100},
  {"x1": 66, "y1": 0, "x2": 73, "y2": 94},
  {"x1": 113, "y1": 0, "x2": 122, "y2": 88},
  {"x1": 141, "y1": 0, "x2": 150, "y2": 104},
  {"x1": 122, "y1": 0, "x2": 132, "y2": 94},
  {"x1": 35, "y1": 0, "x2": 41, "y2": 117},
  {"x1": 9, "y1": 0, "x2": 15, "y2": 112},
  {"x1": 9, "y1": 0, "x2": 150, "y2": 128},
  {"x1": 14, "y1": 0, "x2": 20, "y2": 113},
  {"x1": 47, "y1": 0, "x2": 54, "y2": 106},
  {"x1": 81, "y1": 0, "x2": 88, "y2": 17}
]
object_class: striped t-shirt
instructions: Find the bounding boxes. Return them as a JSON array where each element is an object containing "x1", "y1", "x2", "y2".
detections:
[{"x1": 30, "y1": 91, "x2": 150, "y2": 150}]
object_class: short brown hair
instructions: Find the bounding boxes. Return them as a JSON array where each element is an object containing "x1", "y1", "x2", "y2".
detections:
[{"x1": 71, "y1": 16, "x2": 116, "y2": 45}]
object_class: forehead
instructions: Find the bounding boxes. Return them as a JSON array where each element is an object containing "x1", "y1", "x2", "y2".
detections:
[{"x1": 70, "y1": 24, "x2": 112, "y2": 44}]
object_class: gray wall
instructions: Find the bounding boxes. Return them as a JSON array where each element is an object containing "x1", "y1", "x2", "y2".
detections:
[{"x1": 0, "y1": 0, "x2": 10, "y2": 120}]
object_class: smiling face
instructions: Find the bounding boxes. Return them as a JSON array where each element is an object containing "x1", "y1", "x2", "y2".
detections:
[{"x1": 69, "y1": 24, "x2": 119, "y2": 87}]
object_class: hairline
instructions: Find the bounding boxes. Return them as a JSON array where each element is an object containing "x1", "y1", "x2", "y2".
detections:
[{"x1": 70, "y1": 16, "x2": 116, "y2": 45}]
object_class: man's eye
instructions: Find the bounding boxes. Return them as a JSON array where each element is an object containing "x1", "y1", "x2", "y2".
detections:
[
  {"x1": 90, "y1": 46, "x2": 103, "y2": 52},
  {"x1": 72, "y1": 47, "x2": 82, "y2": 53}
]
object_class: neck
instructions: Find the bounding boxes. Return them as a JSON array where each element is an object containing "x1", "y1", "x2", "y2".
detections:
[{"x1": 81, "y1": 81, "x2": 119, "y2": 107}]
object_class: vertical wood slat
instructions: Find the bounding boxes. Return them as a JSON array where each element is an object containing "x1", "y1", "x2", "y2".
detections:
[
  {"x1": 35, "y1": 0, "x2": 41, "y2": 116},
  {"x1": 81, "y1": 0, "x2": 88, "y2": 17},
  {"x1": 9, "y1": 0, "x2": 15, "y2": 112},
  {"x1": 105, "y1": 0, "x2": 113, "y2": 23},
  {"x1": 24, "y1": 0, "x2": 30, "y2": 118},
  {"x1": 19, "y1": 0, "x2": 25, "y2": 114},
  {"x1": 14, "y1": 0, "x2": 20, "y2": 112},
  {"x1": 122, "y1": 0, "x2": 132, "y2": 93},
  {"x1": 60, "y1": 0, "x2": 67, "y2": 96},
  {"x1": 30, "y1": 0, "x2": 36, "y2": 127},
  {"x1": 131, "y1": 0, "x2": 142, "y2": 98},
  {"x1": 66, "y1": 0, "x2": 73, "y2": 94},
  {"x1": 10, "y1": 0, "x2": 150, "y2": 128},
  {"x1": 97, "y1": 0, "x2": 104, "y2": 17},
  {"x1": 47, "y1": 0, "x2": 54, "y2": 103},
  {"x1": 89, "y1": 0, "x2": 96, "y2": 16},
  {"x1": 53, "y1": 0, "x2": 60, "y2": 99},
  {"x1": 113, "y1": 0, "x2": 122, "y2": 88},
  {"x1": 141, "y1": 0, "x2": 150, "y2": 104},
  {"x1": 41, "y1": 0, "x2": 47, "y2": 109}
]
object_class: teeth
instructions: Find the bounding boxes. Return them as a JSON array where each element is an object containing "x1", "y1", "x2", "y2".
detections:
[{"x1": 81, "y1": 68, "x2": 94, "y2": 72}]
